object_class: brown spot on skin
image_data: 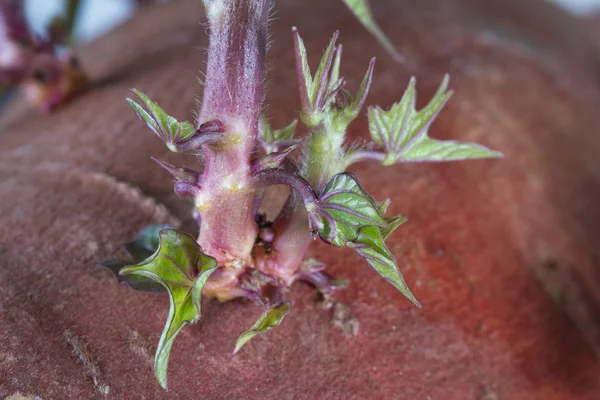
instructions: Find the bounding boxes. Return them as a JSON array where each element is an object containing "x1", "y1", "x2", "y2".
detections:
[
  {"x1": 64, "y1": 330, "x2": 111, "y2": 396},
  {"x1": 331, "y1": 303, "x2": 359, "y2": 337},
  {"x1": 5, "y1": 394, "x2": 41, "y2": 400},
  {"x1": 127, "y1": 330, "x2": 154, "y2": 366}
]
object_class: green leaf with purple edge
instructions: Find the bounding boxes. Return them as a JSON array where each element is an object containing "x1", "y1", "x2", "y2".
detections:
[
  {"x1": 99, "y1": 224, "x2": 172, "y2": 292},
  {"x1": 120, "y1": 229, "x2": 218, "y2": 389},
  {"x1": 350, "y1": 225, "x2": 419, "y2": 306},
  {"x1": 315, "y1": 173, "x2": 386, "y2": 246},
  {"x1": 127, "y1": 89, "x2": 196, "y2": 151},
  {"x1": 233, "y1": 302, "x2": 291, "y2": 354},
  {"x1": 293, "y1": 28, "x2": 339, "y2": 124},
  {"x1": 381, "y1": 215, "x2": 407, "y2": 240},
  {"x1": 340, "y1": 0, "x2": 404, "y2": 63},
  {"x1": 368, "y1": 75, "x2": 503, "y2": 165}
]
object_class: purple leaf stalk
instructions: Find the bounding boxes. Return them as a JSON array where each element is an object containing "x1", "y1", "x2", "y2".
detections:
[
  {"x1": 0, "y1": 0, "x2": 86, "y2": 111},
  {"x1": 103, "y1": 0, "x2": 503, "y2": 389}
]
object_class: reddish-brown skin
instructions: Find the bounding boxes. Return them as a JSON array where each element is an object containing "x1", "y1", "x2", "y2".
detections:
[{"x1": 1, "y1": 0, "x2": 600, "y2": 398}]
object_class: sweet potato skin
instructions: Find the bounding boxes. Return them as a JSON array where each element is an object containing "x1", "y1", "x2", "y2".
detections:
[{"x1": 1, "y1": 0, "x2": 600, "y2": 398}]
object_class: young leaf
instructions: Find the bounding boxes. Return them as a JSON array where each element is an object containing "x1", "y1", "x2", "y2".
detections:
[
  {"x1": 98, "y1": 224, "x2": 171, "y2": 292},
  {"x1": 315, "y1": 173, "x2": 386, "y2": 246},
  {"x1": 233, "y1": 302, "x2": 291, "y2": 354},
  {"x1": 120, "y1": 229, "x2": 218, "y2": 389},
  {"x1": 381, "y1": 215, "x2": 407, "y2": 240},
  {"x1": 127, "y1": 89, "x2": 196, "y2": 152},
  {"x1": 252, "y1": 142, "x2": 300, "y2": 172},
  {"x1": 272, "y1": 120, "x2": 298, "y2": 142},
  {"x1": 259, "y1": 116, "x2": 300, "y2": 154},
  {"x1": 340, "y1": 0, "x2": 404, "y2": 63},
  {"x1": 368, "y1": 75, "x2": 502, "y2": 165},
  {"x1": 350, "y1": 226, "x2": 419, "y2": 306},
  {"x1": 292, "y1": 28, "x2": 339, "y2": 124}
]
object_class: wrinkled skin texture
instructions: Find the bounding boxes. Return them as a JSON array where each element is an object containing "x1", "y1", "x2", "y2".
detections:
[{"x1": 1, "y1": 0, "x2": 600, "y2": 398}]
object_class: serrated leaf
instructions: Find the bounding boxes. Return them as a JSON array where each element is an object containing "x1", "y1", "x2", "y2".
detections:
[
  {"x1": 233, "y1": 302, "x2": 291, "y2": 354},
  {"x1": 350, "y1": 226, "x2": 419, "y2": 306},
  {"x1": 341, "y1": 0, "x2": 404, "y2": 63},
  {"x1": 316, "y1": 173, "x2": 386, "y2": 246},
  {"x1": 368, "y1": 77, "x2": 415, "y2": 151},
  {"x1": 128, "y1": 89, "x2": 196, "y2": 151},
  {"x1": 98, "y1": 224, "x2": 171, "y2": 292},
  {"x1": 368, "y1": 75, "x2": 502, "y2": 164},
  {"x1": 120, "y1": 229, "x2": 218, "y2": 389},
  {"x1": 398, "y1": 137, "x2": 503, "y2": 162}
]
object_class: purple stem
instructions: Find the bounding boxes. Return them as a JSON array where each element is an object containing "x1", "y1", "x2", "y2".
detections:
[
  {"x1": 175, "y1": 131, "x2": 223, "y2": 152},
  {"x1": 249, "y1": 169, "x2": 318, "y2": 208},
  {"x1": 342, "y1": 149, "x2": 386, "y2": 168},
  {"x1": 194, "y1": 0, "x2": 270, "y2": 261}
]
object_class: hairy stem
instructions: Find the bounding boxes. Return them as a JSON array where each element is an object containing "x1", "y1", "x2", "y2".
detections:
[
  {"x1": 342, "y1": 149, "x2": 386, "y2": 169},
  {"x1": 249, "y1": 169, "x2": 317, "y2": 207},
  {"x1": 196, "y1": 0, "x2": 269, "y2": 263}
]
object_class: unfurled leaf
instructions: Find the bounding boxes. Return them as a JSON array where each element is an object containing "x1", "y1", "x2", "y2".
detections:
[
  {"x1": 127, "y1": 89, "x2": 196, "y2": 152},
  {"x1": 350, "y1": 226, "x2": 419, "y2": 305},
  {"x1": 233, "y1": 302, "x2": 291, "y2": 354},
  {"x1": 98, "y1": 224, "x2": 171, "y2": 292},
  {"x1": 340, "y1": 0, "x2": 404, "y2": 63},
  {"x1": 368, "y1": 75, "x2": 502, "y2": 164},
  {"x1": 315, "y1": 173, "x2": 386, "y2": 246},
  {"x1": 120, "y1": 229, "x2": 218, "y2": 389}
]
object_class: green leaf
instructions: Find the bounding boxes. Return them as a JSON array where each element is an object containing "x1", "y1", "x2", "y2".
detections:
[
  {"x1": 293, "y1": 28, "x2": 339, "y2": 124},
  {"x1": 273, "y1": 120, "x2": 298, "y2": 142},
  {"x1": 350, "y1": 226, "x2": 419, "y2": 306},
  {"x1": 368, "y1": 75, "x2": 502, "y2": 164},
  {"x1": 316, "y1": 173, "x2": 386, "y2": 246},
  {"x1": 260, "y1": 116, "x2": 298, "y2": 144},
  {"x1": 127, "y1": 89, "x2": 196, "y2": 152},
  {"x1": 381, "y1": 215, "x2": 407, "y2": 240},
  {"x1": 120, "y1": 229, "x2": 218, "y2": 389},
  {"x1": 99, "y1": 224, "x2": 171, "y2": 292},
  {"x1": 125, "y1": 224, "x2": 171, "y2": 260},
  {"x1": 341, "y1": 0, "x2": 404, "y2": 63},
  {"x1": 233, "y1": 302, "x2": 291, "y2": 354}
]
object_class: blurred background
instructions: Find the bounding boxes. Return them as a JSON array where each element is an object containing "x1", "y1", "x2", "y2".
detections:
[{"x1": 21, "y1": 0, "x2": 600, "y2": 44}]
